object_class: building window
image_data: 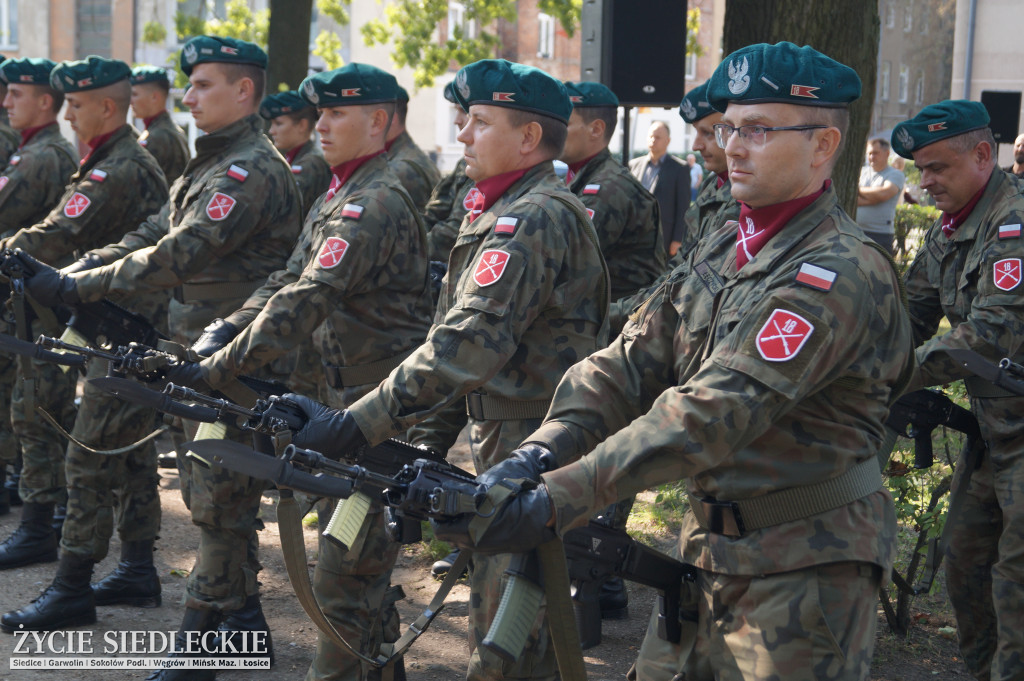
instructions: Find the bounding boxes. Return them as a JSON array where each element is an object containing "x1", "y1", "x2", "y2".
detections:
[
  {"x1": 915, "y1": 71, "x2": 925, "y2": 105},
  {"x1": 0, "y1": 0, "x2": 18, "y2": 49},
  {"x1": 880, "y1": 61, "x2": 891, "y2": 102},
  {"x1": 903, "y1": 5, "x2": 913, "y2": 32},
  {"x1": 447, "y1": 2, "x2": 476, "y2": 41},
  {"x1": 885, "y1": 1, "x2": 895, "y2": 28},
  {"x1": 898, "y1": 64, "x2": 909, "y2": 103},
  {"x1": 537, "y1": 13, "x2": 554, "y2": 59}
]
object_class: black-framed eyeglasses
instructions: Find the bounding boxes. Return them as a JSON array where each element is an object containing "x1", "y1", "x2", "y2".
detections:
[{"x1": 713, "y1": 124, "x2": 828, "y2": 149}]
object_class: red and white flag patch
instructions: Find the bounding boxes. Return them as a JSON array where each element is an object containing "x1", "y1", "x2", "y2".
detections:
[
  {"x1": 463, "y1": 187, "x2": 482, "y2": 211},
  {"x1": 64, "y1": 192, "x2": 91, "y2": 218},
  {"x1": 473, "y1": 250, "x2": 510, "y2": 287},
  {"x1": 994, "y1": 258, "x2": 1022, "y2": 291},
  {"x1": 927, "y1": 122, "x2": 948, "y2": 132},
  {"x1": 583, "y1": 184, "x2": 600, "y2": 195},
  {"x1": 89, "y1": 169, "x2": 107, "y2": 182},
  {"x1": 139, "y1": 138, "x2": 149, "y2": 147},
  {"x1": 9, "y1": 155, "x2": 20, "y2": 166},
  {"x1": 317, "y1": 237, "x2": 350, "y2": 269},
  {"x1": 291, "y1": 165, "x2": 303, "y2": 174},
  {"x1": 205, "y1": 192, "x2": 237, "y2": 221},
  {"x1": 999, "y1": 224, "x2": 1021, "y2": 239},
  {"x1": 755, "y1": 309, "x2": 814, "y2": 362},
  {"x1": 795, "y1": 263, "x2": 836, "y2": 291},
  {"x1": 341, "y1": 204, "x2": 364, "y2": 219},
  {"x1": 227, "y1": 165, "x2": 249, "y2": 183},
  {"x1": 0, "y1": 177, "x2": 8, "y2": 192},
  {"x1": 586, "y1": 208, "x2": 595, "y2": 219},
  {"x1": 492, "y1": 92, "x2": 515, "y2": 102},
  {"x1": 495, "y1": 217, "x2": 518, "y2": 235}
]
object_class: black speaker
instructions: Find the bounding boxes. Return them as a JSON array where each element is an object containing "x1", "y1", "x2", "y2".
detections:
[
  {"x1": 980, "y1": 90, "x2": 1022, "y2": 143},
  {"x1": 581, "y1": 0, "x2": 687, "y2": 107}
]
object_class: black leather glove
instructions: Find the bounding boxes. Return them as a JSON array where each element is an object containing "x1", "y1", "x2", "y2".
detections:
[
  {"x1": 475, "y1": 443, "x2": 557, "y2": 488},
  {"x1": 61, "y1": 253, "x2": 105, "y2": 275},
  {"x1": 191, "y1": 318, "x2": 239, "y2": 358},
  {"x1": 284, "y1": 393, "x2": 368, "y2": 458},
  {"x1": 16, "y1": 249, "x2": 81, "y2": 306},
  {"x1": 163, "y1": 361, "x2": 208, "y2": 391}
]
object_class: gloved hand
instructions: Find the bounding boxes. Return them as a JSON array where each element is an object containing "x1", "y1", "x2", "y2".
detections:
[
  {"x1": 61, "y1": 253, "x2": 105, "y2": 275},
  {"x1": 15, "y1": 249, "x2": 81, "y2": 306},
  {"x1": 191, "y1": 318, "x2": 239, "y2": 358},
  {"x1": 163, "y1": 361, "x2": 208, "y2": 391},
  {"x1": 284, "y1": 393, "x2": 368, "y2": 458},
  {"x1": 475, "y1": 443, "x2": 557, "y2": 488},
  {"x1": 431, "y1": 477, "x2": 556, "y2": 555}
]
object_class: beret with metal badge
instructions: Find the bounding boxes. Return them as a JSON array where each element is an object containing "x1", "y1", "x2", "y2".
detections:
[
  {"x1": 299, "y1": 63, "x2": 398, "y2": 107},
  {"x1": 891, "y1": 99, "x2": 991, "y2": 159},
  {"x1": 50, "y1": 56, "x2": 131, "y2": 93},
  {"x1": 180, "y1": 35, "x2": 268, "y2": 77},
  {"x1": 452, "y1": 59, "x2": 571, "y2": 124}
]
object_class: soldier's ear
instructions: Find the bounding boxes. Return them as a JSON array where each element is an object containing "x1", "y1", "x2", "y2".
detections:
[{"x1": 520, "y1": 120, "x2": 543, "y2": 155}]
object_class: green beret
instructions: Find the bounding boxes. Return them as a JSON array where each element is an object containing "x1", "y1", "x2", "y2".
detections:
[
  {"x1": 180, "y1": 35, "x2": 267, "y2": 77},
  {"x1": 130, "y1": 66, "x2": 171, "y2": 87},
  {"x1": 678, "y1": 81, "x2": 715, "y2": 123},
  {"x1": 707, "y1": 41, "x2": 860, "y2": 111},
  {"x1": 452, "y1": 59, "x2": 571, "y2": 124},
  {"x1": 259, "y1": 90, "x2": 311, "y2": 119},
  {"x1": 51, "y1": 56, "x2": 131, "y2": 93},
  {"x1": 891, "y1": 99, "x2": 991, "y2": 159},
  {"x1": 564, "y1": 81, "x2": 618, "y2": 108},
  {"x1": 0, "y1": 57, "x2": 56, "y2": 86},
  {"x1": 299, "y1": 63, "x2": 398, "y2": 107},
  {"x1": 396, "y1": 85, "x2": 409, "y2": 102}
]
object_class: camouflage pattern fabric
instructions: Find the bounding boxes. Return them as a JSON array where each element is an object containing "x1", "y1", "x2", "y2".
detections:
[
  {"x1": 568, "y1": 148, "x2": 665, "y2": 302},
  {"x1": 138, "y1": 110, "x2": 190, "y2": 183},
  {"x1": 348, "y1": 161, "x2": 609, "y2": 680},
  {"x1": 524, "y1": 186, "x2": 914, "y2": 677},
  {"x1": 387, "y1": 130, "x2": 441, "y2": 212},
  {"x1": 0, "y1": 123, "x2": 78, "y2": 238},
  {"x1": 423, "y1": 158, "x2": 474, "y2": 262},
  {"x1": 73, "y1": 113, "x2": 302, "y2": 612},
  {"x1": 0, "y1": 120, "x2": 17, "y2": 168},
  {"x1": 902, "y1": 169, "x2": 1024, "y2": 681},
  {"x1": 288, "y1": 141, "x2": 331, "y2": 221}
]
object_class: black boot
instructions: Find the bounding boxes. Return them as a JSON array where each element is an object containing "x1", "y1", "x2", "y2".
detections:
[
  {"x1": 6, "y1": 456, "x2": 22, "y2": 507},
  {"x1": 430, "y1": 549, "x2": 468, "y2": 578},
  {"x1": 368, "y1": 656, "x2": 407, "y2": 681},
  {"x1": 93, "y1": 540, "x2": 161, "y2": 608},
  {"x1": 212, "y1": 594, "x2": 274, "y2": 665},
  {"x1": 599, "y1": 576, "x2": 629, "y2": 620},
  {"x1": 0, "y1": 502, "x2": 58, "y2": 569},
  {"x1": 0, "y1": 469, "x2": 9, "y2": 516},
  {"x1": 144, "y1": 607, "x2": 221, "y2": 681},
  {"x1": 0, "y1": 553, "x2": 96, "y2": 632}
]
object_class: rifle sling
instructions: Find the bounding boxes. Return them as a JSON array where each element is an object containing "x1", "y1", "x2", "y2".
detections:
[
  {"x1": 537, "y1": 539, "x2": 588, "y2": 681},
  {"x1": 964, "y1": 374, "x2": 1018, "y2": 399},
  {"x1": 34, "y1": 406, "x2": 167, "y2": 455}
]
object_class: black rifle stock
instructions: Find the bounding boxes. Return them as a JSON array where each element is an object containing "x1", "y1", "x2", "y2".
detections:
[{"x1": 885, "y1": 388, "x2": 980, "y2": 469}]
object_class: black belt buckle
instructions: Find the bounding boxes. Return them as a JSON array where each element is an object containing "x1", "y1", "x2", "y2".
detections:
[
  {"x1": 323, "y1": 364, "x2": 342, "y2": 389},
  {"x1": 700, "y1": 497, "x2": 745, "y2": 537},
  {"x1": 465, "y1": 392, "x2": 484, "y2": 420}
]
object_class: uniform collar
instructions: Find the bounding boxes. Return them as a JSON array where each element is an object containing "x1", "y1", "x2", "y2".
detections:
[
  {"x1": 941, "y1": 176, "x2": 990, "y2": 239},
  {"x1": 945, "y1": 168, "x2": 1010, "y2": 244},
  {"x1": 470, "y1": 167, "x2": 532, "y2": 221},
  {"x1": 194, "y1": 113, "x2": 263, "y2": 158},
  {"x1": 566, "y1": 149, "x2": 604, "y2": 184},
  {"x1": 143, "y1": 111, "x2": 168, "y2": 129},
  {"x1": 19, "y1": 121, "x2": 58, "y2": 148},
  {"x1": 325, "y1": 150, "x2": 386, "y2": 201},
  {"x1": 80, "y1": 124, "x2": 131, "y2": 166},
  {"x1": 385, "y1": 130, "x2": 409, "y2": 154},
  {"x1": 284, "y1": 141, "x2": 307, "y2": 166}
]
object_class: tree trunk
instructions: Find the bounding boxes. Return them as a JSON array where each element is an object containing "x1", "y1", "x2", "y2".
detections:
[
  {"x1": 268, "y1": 0, "x2": 315, "y2": 93},
  {"x1": 723, "y1": 1, "x2": 880, "y2": 216}
]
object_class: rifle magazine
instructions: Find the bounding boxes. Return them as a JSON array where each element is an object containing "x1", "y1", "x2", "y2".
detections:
[
  {"x1": 324, "y1": 492, "x2": 372, "y2": 551},
  {"x1": 186, "y1": 421, "x2": 228, "y2": 467}
]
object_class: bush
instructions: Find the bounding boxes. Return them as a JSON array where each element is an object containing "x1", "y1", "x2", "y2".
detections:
[{"x1": 894, "y1": 203, "x2": 940, "y2": 272}]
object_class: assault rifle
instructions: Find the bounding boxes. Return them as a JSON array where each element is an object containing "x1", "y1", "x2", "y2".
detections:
[
  {"x1": 946, "y1": 348, "x2": 1024, "y2": 398},
  {"x1": 885, "y1": 388, "x2": 980, "y2": 469}
]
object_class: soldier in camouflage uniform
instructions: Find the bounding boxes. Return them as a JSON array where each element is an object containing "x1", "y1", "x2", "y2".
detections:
[
  {"x1": 894, "y1": 101, "x2": 1024, "y2": 681},
  {"x1": 259, "y1": 90, "x2": 331, "y2": 220},
  {"x1": 289, "y1": 59, "x2": 609, "y2": 681},
  {"x1": 173, "y1": 64, "x2": 433, "y2": 681},
  {"x1": 129, "y1": 66, "x2": 190, "y2": 183},
  {"x1": 423, "y1": 82, "x2": 474, "y2": 264},
  {"x1": 22, "y1": 36, "x2": 301, "y2": 681},
  {"x1": 0, "y1": 57, "x2": 17, "y2": 168},
  {"x1": 386, "y1": 85, "x2": 441, "y2": 211},
  {"x1": 437, "y1": 43, "x2": 916, "y2": 681},
  {"x1": 0, "y1": 57, "x2": 78, "y2": 555},
  {"x1": 562, "y1": 81, "x2": 664, "y2": 302},
  {"x1": 0, "y1": 56, "x2": 169, "y2": 632}
]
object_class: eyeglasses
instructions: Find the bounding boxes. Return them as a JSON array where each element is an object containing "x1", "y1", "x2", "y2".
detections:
[{"x1": 713, "y1": 123, "x2": 828, "y2": 149}]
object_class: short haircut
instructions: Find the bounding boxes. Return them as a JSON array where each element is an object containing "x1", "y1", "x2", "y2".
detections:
[
  {"x1": 220, "y1": 63, "x2": 265, "y2": 102},
  {"x1": 650, "y1": 120, "x2": 670, "y2": 137},
  {"x1": 803, "y1": 106, "x2": 850, "y2": 165},
  {"x1": 43, "y1": 86, "x2": 65, "y2": 114},
  {"x1": 577, "y1": 105, "x2": 617, "y2": 144},
  {"x1": 946, "y1": 127, "x2": 997, "y2": 156},
  {"x1": 868, "y1": 137, "x2": 890, "y2": 151},
  {"x1": 138, "y1": 79, "x2": 170, "y2": 96},
  {"x1": 395, "y1": 98, "x2": 408, "y2": 126},
  {"x1": 103, "y1": 79, "x2": 132, "y2": 116},
  {"x1": 507, "y1": 109, "x2": 568, "y2": 158},
  {"x1": 285, "y1": 107, "x2": 318, "y2": 129}
]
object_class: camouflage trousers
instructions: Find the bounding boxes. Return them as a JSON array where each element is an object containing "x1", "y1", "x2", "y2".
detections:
[
  {"x1": 628, "y1": 560, "x2": 882, "y2": 681},
  {"x1": 466, "y1": 416, "x2": 557, "y2": 681},
  {"x1": 0, "y1": 353, "x2": 17, "y2": 466},
  {"x1": 945, "y1": 395, "x2": 1024, "y2": 681},
  {"x1": 10, "y1": 354, "x2": 77, "y2": 504},
  {"x1": 60, "y1": 358, "x2": 161, "y2": 561}
]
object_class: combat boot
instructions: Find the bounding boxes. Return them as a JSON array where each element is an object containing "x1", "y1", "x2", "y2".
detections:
[
  {"x1": 93, "y1": 540, "x2": 161, "y2": 608},
  {"x1": 212, "y1": 593, "x2": 274, "y2": 665},
  {"x1": 0, "y1": 553, "x2": 95, "y2": 632},
  {"x1": 0, "y1": 502, "x2": 58, "y2": 569},
  {"x1": 5, "y1": 456, "x2": 22, "y2": 507},
  {"x1": 430, "y1": 548, "x2": 468, "y2": 579},
  {"x1": 599, "y1": 576, "x2": 629, "y2": 620},
  {"x1": 0, "y1": 469, "x2": 10, "y2": 516},
  {"x1": 144, "y1": 607, "x2": 221, "y2": 681}
]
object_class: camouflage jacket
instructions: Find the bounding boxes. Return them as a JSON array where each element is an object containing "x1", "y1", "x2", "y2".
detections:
[
  {"x1": 5, "y1": 124, "x2": 168, "y2": 267},
  {"x1": 74, "y1": 114, "x2": 302, "y2": 341},
  {"x1": 348, "y1": 162, "x2": 610, "y2": 451},
  {"x1": 139, "y1": 111, "x2": 190, "y2": 183},
  {"x1": 201, "y1": 153, "x2": 434, "y2": 404},
  {"x1": 904, "y1": 168, "x2": 1024, "y2": 391},
  {"x1": 0, "y1": 120, "x2": 17, "y2": 168},
  {"x1": 423, "y1": 157, "x2": 474, "y2": 262},
  {"x1": 533, "y1": 186, "x2": 915, "y2": 576},
  {"x1": 0, "y1": 124, "x2": 78, "y2": 239},
  {"x1": 608, "y1": 172, "x2": 740, "y2": 332},
  {"x1": 287, "y1": 141, "x2": 331, "y2": 220},
  {"x1": 569, "y1": 148, "x2": 665, "y2": 301},
  {"x1": 387, "y1": 130, "x2": 441, "y2": 211}
]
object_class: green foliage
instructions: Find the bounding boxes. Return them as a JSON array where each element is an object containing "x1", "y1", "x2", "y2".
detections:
[
  {"x1": 302, "y1": 510, "x2": 319, "y2": 528},
  {"x1": 313, "y1": 31, "x2": 345, "y2": 71},
  {"x1": 170, "y1": 0, "x2": 270, "y2": 88},
  {"x1": 902, "y1": 159, "x2": 921, "y2": 187},
  {"x1": 318, "y1": 0, "x2": 350, "y2": 26},
  {"x1": 142, "y1": 20, "x2": 168, "y2": 46},
  {"x1": 893, "y1": 203, "x2": 940, "y2": 271},
  {"x1": 687, "y1": 8, "x2": 704, "y2": 59}
]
